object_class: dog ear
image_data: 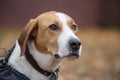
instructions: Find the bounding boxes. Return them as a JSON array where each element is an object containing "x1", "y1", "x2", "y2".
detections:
[{"x1": 18, "y1": 19, "x2": 38, "y2": 56}]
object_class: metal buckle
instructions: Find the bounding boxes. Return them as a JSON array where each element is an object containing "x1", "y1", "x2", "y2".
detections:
[{"x1": 49, "y1": 71, "x2": 58, "y2": 80}]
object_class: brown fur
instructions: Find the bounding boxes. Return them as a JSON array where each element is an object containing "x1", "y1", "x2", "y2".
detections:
[
  {"x1": 18, "y1": 11, "x2": 78, "y2": 57},
  {"x1": 18, "y1": 19, "x2": 38, "y2": 56}
]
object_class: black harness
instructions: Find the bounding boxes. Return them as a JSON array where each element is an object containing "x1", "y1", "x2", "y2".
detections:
[
  {"x1": 0, "y1": 45, "x2": 59, "y2": 80},
  {"x1": 0, "y1": 45, "x2": 30, "y2": 80}
]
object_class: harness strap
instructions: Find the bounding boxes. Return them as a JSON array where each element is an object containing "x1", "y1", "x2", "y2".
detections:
[{"x1": 5, "y1": 45, "x2": 16, "y2": 63}]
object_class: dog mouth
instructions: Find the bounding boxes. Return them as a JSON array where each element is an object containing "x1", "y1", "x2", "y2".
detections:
[
  {"x1": 54, "y1": 50, "x2": 79, "y2": 60},
  {"x1": 67, "y1": 50, "x2": 79, "y2": 60}
]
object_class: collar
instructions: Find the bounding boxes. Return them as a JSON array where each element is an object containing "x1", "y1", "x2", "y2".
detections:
[{"x1": 25, "y1": 46, "x2": 60, "y2": 80}]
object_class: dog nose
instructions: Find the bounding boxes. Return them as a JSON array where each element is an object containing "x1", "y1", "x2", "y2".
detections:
[{"x1": 69, "y1": 38, "x2": 81, "y2": 50}]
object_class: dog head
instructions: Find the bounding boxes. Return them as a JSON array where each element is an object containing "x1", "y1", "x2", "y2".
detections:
[{"x1": 18, "y1": 11, "x2": 82, "y2": 60}]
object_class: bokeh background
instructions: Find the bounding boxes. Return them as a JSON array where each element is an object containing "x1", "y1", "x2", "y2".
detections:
[{"x1": 0, "y1": 0, "x2": 120, "y2": 80}]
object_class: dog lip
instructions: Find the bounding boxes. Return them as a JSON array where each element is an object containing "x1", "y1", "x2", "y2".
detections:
[
  {"x1": 69, "y1": 53, "x2": 79, "y2": 58},
  {"x1": 54, "y1": 51, "x2": 79, "y2": 60},
  {"x1": 69, "y1": 50, "x2": 79, "y2": 56}
]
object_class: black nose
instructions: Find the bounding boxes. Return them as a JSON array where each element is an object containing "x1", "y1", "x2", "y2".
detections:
[{"x1": 69, "y1": 38, "x2": 81, "y2": 50}]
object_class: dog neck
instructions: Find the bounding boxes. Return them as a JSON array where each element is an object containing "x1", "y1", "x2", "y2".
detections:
[
  {"x1": 8, "y1": 41, "x2": 62, "y2": 80},
  {"x1": 27, "y1": 41, "x2": 62, "y2": 71}
]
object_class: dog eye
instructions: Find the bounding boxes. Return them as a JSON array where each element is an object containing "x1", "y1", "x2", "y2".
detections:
[
  {"x1": 71, "y1": 25, "x2": 78, "y2": 30},
  {"x1": 49, "y1": 24, "x2": 59, "y2": 31}
]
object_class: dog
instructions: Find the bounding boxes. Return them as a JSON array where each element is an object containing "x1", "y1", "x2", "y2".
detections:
[{"x1": 7, "y1": 11, "x2": 82, "y2": 80}]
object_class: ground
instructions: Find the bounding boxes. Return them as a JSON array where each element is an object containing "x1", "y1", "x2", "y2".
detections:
[{"x1": 0, "y1": 27, "x2": 120, "y2": 80}]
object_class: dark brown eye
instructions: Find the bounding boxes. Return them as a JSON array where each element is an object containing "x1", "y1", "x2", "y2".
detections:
[
  {"x1": 71, "y1": 25, "x2": 77, "y2": 30},
  {"x1": 49, "y1": 24, "x2": 59, "y2": 31}
]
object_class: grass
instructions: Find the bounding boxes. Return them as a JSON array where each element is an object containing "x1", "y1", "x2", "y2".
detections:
[{"x1": 0, "y1": 27, "x2": 120, "y2": 80}]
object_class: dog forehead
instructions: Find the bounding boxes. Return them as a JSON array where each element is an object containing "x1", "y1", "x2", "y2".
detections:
[
  {"x1": 36, "y1": 11, "x2": 74, "y2": 28},
  {"x1": 55, "y1": 12, "x2": 69, "y2": 23},
  {"x1": 37, "y1": 11, "x2": 60, "y2": 23},
  {"x1": 55, "y1": 12, "x2": 74, "y2": 25}
]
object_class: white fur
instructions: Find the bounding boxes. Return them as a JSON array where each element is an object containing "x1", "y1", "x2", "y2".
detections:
[
  {"x1": 8, "y1": 40, "x2": 62, "y2": 80},
  {"x1": 8, "y1": 41, "x2": 48, "y2": 80},
  {"x1": 55, "y1": 12, "x2": 82, "y2": 57},
  {"x1": 28, "y1": 41, "x2": 60, "y2": 71}
]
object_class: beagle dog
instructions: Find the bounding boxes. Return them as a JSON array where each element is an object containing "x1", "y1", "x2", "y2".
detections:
[{"x1": 8, "y1": 11, "x2": 82, "y2": 80}]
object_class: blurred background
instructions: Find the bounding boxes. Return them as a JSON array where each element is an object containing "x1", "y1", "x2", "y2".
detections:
[{"x1": 0, "y1": 0, "x2": 120, "y2": 80}]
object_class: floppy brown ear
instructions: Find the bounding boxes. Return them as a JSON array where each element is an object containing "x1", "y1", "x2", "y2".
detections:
[{"x1": 18, "y1": 19, "x2": 38, "y2": 56}]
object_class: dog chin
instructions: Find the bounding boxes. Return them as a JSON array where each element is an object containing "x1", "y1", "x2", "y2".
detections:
[
  {"x1": 54, "y1": 52, "x2": 79, "y2": 60},
  {"x1": 68, "y1": 56, "x2": 78, "y2": 60},
  {"x1": 67, "y1": 54, "x2": 79, "y2": 60}
]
